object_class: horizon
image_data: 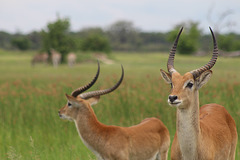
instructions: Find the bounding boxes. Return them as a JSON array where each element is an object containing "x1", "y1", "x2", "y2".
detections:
[{"x1": 1, "y1": 0, "x2": 240, "y2": 34}]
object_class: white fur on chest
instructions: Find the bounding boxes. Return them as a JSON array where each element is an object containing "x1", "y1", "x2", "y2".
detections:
[{"x1": 177, "y1": 110, "x2": 198, "y2": 159}]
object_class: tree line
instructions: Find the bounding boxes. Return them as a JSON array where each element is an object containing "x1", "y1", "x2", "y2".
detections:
[{"x1": 1, "y1": 17, "x2": 240, "y2": 55}]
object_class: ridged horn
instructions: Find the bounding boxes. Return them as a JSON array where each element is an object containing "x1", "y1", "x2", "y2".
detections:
[
  {"x1": 80, "y1": 65, "x2": 124, "y2": 99},
  {"x1": 190, "y1": 27, "x2": 218, "y2": 79},
  {"x1": 71, "y1": 61, "x2": 100, "y2": 97},
  {"x1": 167, "y1": 27, "x2": 183, "y2": 74}
]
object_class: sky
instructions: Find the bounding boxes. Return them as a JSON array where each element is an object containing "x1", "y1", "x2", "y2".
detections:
[{"x1": 1, "y1": 0, "x2": 240, "y2": 34}]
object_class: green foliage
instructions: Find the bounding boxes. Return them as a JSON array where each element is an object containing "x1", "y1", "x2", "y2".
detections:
[
  {"x1": 41, "y1": 16, "x2": 74, "y2": 60},
  {"x1": 76, "y1": 27, "x2": 111, "y2": 53},
  {"x1": 80, "y1": 34, "x2": 111, "y2": 53},
  {"x1": 27, "y1": 31, "x2": 42, "y2": 50},
  {"x1": 76, "y1": 27, "x2": 105, "y2": 38},
  {"x1": 139, "y1": 32, "x2": 171, "y2": 51},
  {"x1": 106, "y1": 20, "x2": 141, "y2": 51},
  {"x1": 218, "y1": 34, "x2": 234, "y2": 51},
  {"x1": 218, "y1": 33, "x2": 240, "y2": 51},
  {"x1": 0, "y1": 31, "x2": 13, "y2": 49},
  {"x1": 233, "y1": 41, "x2": 240, "y2": 51},
  {"x1": 168, "y1": 22, "x2": 201, "y2": 54},
  {"x1": 1, "y1": 19, "x2": 240, "y2": 53},
  {"x1": 11, "y1": 37, "x2": 31, "y2": 50}
]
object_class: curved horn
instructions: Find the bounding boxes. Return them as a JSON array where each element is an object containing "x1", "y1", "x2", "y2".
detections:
[
  {"x1": 190, "y1": 27, "x2": 218, "y2": 79},
  {"x1": 167, "y1": 27, "x2": 183, "y2": 74},
  {"x1": 71, "y1": 61, "x2": 100, "y2": 97},
  {"x1": 80, "y1": 65, "x2": 124, "y2": 99}
]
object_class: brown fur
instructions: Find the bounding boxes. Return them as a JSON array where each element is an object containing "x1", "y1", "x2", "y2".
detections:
[
  {"x1": 171, "y1": 104, "x2": 237, "y2": 160},
  {"x1": 67, "y1": 52, "x2": 76, "y2": 67},
  {"x1": 160, "y1": 70, "x2": 238, "y2": 160},
  {"x1": 59, "y1": 95, "x2": 170, "y2": 160},
  {"x1": 31, "y1": 53, "x2": 49, "y2": 66},
  {"x1": 51, "y1": 49, "x2": 61, "y2": 67}
]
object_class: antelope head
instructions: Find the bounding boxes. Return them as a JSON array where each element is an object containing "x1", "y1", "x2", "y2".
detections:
[
  {"x1": 59, "y1": 61, "x2": 124, "y2": 120},
  {"x1": 160, "y1": 27, "x2": 218, "y2": 109}
]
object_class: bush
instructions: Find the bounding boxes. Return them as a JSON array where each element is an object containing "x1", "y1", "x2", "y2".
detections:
[
  {"x1": 11, "y1": 37, "x2": 31, "y2": 50},
  {"x1": 80, "y1": 34, "x2": 111, "y2": 53},
  {"x1": 168, "y1": 22, "x2": 201, "y2": 54}
]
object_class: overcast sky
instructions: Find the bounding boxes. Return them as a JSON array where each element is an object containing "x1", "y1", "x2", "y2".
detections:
[{"x1": 1, "y1": 0, "x2": 240, "y2": 34}]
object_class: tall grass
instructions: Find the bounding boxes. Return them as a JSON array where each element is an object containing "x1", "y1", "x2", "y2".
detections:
[{"x1": 0, "y1": 50, "x2": 239, "y2": 159}]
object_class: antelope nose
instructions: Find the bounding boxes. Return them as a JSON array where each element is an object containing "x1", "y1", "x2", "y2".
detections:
[{"x1": 169, "y1": 95, "x2": 178, "y2": 103}]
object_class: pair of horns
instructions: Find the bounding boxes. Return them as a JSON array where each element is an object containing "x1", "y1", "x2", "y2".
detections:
[
  {"x1": 167, "y1": 27, "x2": 218, "y2": 79},
  {"x1": 71, "y1": 61, "x2": 124, "y2": 99}
]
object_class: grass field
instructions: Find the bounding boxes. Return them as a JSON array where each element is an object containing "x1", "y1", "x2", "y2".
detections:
[{"x1": 0, "y1": 50, "x2": 239, "y2": 160}]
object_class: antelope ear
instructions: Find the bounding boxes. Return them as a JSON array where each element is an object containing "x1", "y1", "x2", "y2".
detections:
[
  {"x1": 86, "y1": 96, "x2": 100, "y2": 106},
  {"x1": 196, "y1": 70, "x2": 212, "y2": 89},
  {"x1": 65, "y1": 94, "x2": 81, "y2": 107},
  {"x1": 160, "y1": 69, "x2": 172, "y2": 84}
]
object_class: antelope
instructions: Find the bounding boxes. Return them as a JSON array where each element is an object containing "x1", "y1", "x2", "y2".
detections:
[
  {"x1": 160, "y1": 27, "x2": 238, "y2": 160},
  {"x1": 31, "y1": 53, "x2": 49, "y2": 66},
  {"x1": 50, "y1": 49, "x2": 62, "y2": 67},
  {"x1": 67, "y1": 52, "x2": 76, "y2": 67},
  {"x1": 58, "y1": 62, "x2": 170, "y2": 160}
]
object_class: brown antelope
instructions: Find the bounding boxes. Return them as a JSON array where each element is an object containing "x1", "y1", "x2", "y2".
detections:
[
  {"x1": 31, "y1": 53, "x2": 49, "y2": 66},
  {"x1": 67, "y1": 52, "x2": 76, "y2": 67},
  {"x1": 50, "y1": 49, "x2": 61, "y2": 67},
  {"x1": 160, "y1": 27, "x2": 238, "y2": 160},
  {"x1": 59, "y1": 62, "x2": 170, "y2": 160}
]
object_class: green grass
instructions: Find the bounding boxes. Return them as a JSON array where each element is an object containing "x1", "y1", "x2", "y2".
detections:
[{"x1": 0, "y1": 50, "x2": 240, "y2": 159}]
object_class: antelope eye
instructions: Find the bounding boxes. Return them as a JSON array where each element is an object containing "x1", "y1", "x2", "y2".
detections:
[
  {"x1": 67, "y1": 102, "x2": 72, "y2": 107},
  {"x1": 186, "y1": 82, "x2": 193, "y2": 88},
  {"x1": 170, "y1": 83, "x2": 173, "y2": 88}
]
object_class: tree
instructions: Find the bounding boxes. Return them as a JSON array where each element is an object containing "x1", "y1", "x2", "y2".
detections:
[
  {"x1": 28, "y1": 31, "x2": 42, "y2": 50},
  {"x1": 41, "y1": 16, "x2": 74, "y2": 61},
  {"x1": 168, "y1": 22, "x2": 201, "y2": 54},
  {"x1": 218, "y1": 33, "x2": 240, "y2": 51},
  {"x1": 106, "y1": 20, "x2": 141, "y2": 51},
  {"x1": 11, "y1": 36, "x2": 31, "y2": 50},
  {"x1": 76, "y1": 27, "x2": 105, "y2": 38},
  {"x1": 0, "y1": 31, "x2": 13, "y2": 49},
  {"x1": 80, "y1": 34, "x2": 110, "y2": 53},
  {"x1": 77, "y1": 27, "x2": 111, "y2": 53},
  {"x1": 139, "y1": 32, "x2": 170, "y2": 52}
]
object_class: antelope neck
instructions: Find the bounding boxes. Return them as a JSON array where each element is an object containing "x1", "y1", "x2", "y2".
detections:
[
  {"x1": 176, "y1": 90, "x2": 200, "y2": 160},
  {"x1": 74, "y1": 105, "x2": 106, "y2": 156}
]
